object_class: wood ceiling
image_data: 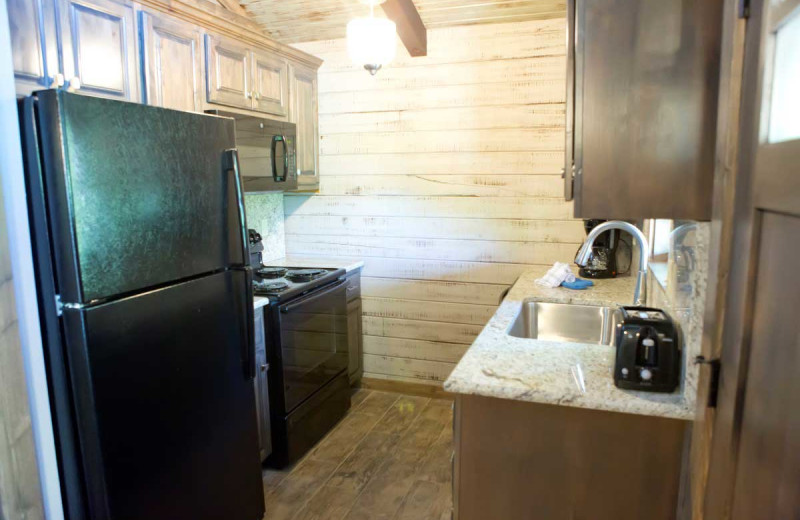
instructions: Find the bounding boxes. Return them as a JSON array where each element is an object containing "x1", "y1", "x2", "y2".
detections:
[{"x1": 238, "y1": 0, "x2": 566, "y2": 44}]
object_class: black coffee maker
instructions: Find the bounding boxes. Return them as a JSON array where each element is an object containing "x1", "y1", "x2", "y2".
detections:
[
  {"x1": 248, "y1": 229, "x2": 264, "y2": 267},
  {"x1": 578, "y1": 219, "x2": 620, "y2": 278}
]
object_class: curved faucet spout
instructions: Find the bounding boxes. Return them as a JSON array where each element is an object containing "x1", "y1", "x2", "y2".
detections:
[{"x1": 575, "y1": 221, "x2": 649, "y2": 306}]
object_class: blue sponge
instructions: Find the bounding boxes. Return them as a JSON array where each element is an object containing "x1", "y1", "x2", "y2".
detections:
[{"x1": 561, "y1": 278, "x2": 595, "y2": 290}]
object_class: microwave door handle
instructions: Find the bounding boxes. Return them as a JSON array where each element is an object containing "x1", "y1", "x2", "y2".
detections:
[
  {"x1": 280, "y1": 280, "x2": 346, "y2": 313},
  {"x1": 281, "y1": 135, "x2": 288, "y2": 180},
  {"x1": 223, "y1": 148, "x2": 248, "y2": 265},
  {"x1": 271, "y1": 135, "x2": 285, "y2": 182}
]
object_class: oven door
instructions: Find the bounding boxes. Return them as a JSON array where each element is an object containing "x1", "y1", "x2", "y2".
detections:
[{"x1": 277, "y1": 280, "x2": 348, "y2": 413}]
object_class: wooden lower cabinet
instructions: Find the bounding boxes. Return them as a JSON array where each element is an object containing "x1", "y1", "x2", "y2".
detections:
[
  {"x1": 453, "y1": 394, "x2": 687, "y2": 520},
  {"x1": 345, "y1": 269, "x2": 363, "y2": 385},
  {"x1": 253, "y1": 309, "x2": 271, "y2": 461}
]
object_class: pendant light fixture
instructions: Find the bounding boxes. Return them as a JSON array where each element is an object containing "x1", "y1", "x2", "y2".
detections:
[{"x1": 347, "y1": 0, "x2": 397, "y2": 75}]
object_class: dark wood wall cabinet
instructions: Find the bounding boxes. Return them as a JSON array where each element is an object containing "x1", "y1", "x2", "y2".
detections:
[
  {"x1": 565, "y1": 0, "x2": 724, "y2": 220},
  {"x1": 453, "y1": 394, "x2": 688, "y2": 520}
]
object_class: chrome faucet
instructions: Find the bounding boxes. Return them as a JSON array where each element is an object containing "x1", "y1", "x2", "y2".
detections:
[{"x1": 575, "y1": 221, "x2": 649, "y2": 306}]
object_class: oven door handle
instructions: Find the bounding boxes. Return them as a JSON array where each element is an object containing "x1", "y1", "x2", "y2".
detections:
[{"x1": 280, "y1": 279, "x2": 346, "y2": 314}]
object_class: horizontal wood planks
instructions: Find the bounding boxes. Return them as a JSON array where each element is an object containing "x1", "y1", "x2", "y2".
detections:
[
  {"x1": 288, "y1": 19, "x2": 575, "y2": 385},
  {"x1": 243, "y1": 0, "x2": 564, "y2": 44}
]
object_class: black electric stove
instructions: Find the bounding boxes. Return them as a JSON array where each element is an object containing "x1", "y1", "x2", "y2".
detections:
[
  {"x1": 252, "y1": 266, "x2": 345, "y2": 303},
  {"x1": 252, "y1": 263, "x2": 351, "y2": 468}
]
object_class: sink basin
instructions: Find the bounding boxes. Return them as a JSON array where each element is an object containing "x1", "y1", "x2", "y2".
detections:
[{"x1": 508, "y1": 301, "x2": 620, "y2": 345}]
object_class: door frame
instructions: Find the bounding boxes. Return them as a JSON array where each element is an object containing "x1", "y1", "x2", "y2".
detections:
[{"x1": 699, "y1": 0, "x2": 800, "y2": 516}]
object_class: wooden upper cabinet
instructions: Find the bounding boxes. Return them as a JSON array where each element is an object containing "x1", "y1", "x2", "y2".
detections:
[
  {"x1": 289, "y1": 63, "x2": 319, "y2": 189},
  {"x1": 565, "y1": 0, "x2": 723, "y2": 220},
  {"x1": 8, "y1": 0, "x2": 59, "y2": 96},
  {"x1": 205, "y1": 34, "x2": 251, "y2": 110},
  {"x1": 205, "y1": 34, "x2": 295, "y2": 117},
  {"x1": 140, "y1": 12, "x2": 202, "y2": 112},
  {"x1": 252, "y1": 51, "x2": 289, "y2": 117},
  {"x1": 58, "y1": 0, "x2": 140, "y2": 101}
]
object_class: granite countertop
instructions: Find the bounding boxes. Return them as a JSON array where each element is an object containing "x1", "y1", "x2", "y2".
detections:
[
  {"x1": 267, "y1": 255, "x2": 365, "y2": 273},
  {"x1": 253, "y1": 296, "x2": 270, "y2": 310},
  {"x1": 443, "y1": 266, "x2": 696, "y2": 421}
]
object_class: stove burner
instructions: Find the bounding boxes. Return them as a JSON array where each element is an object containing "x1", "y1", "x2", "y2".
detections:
[
  {"x1": 257, "y1": 267, "x2": 288, "y2": 279},
  {"x1": 285, "y1": 268, "x2": 327, "y2": 282},
  {"x1": 253, "y1": 279, "x2": 289, "y2": 294}
]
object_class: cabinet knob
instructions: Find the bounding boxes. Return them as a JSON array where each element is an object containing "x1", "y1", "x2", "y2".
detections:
[
  {"x1": 253, "y1": 91, "x2": 261, "y2": 101},
  {"x1": 260, "y1": 364, "x2": 267, "y2": 372},
  {"x1": 50, "y1": 73, "x2": 65, "y2": 88},
  {"x1": 67, "y1": 76, "x2": 81, "y2": 92},
  {"x1": 246, "y1": 91, "x2": 253, "y2": 99}
]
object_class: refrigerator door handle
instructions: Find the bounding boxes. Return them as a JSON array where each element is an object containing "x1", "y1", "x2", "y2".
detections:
[
  {"x1": 224, "y1": 148, "x2": 249, "y2": 266},
  {"x1": 244, "y1": 268, "x2": 256, "y2": 380}
]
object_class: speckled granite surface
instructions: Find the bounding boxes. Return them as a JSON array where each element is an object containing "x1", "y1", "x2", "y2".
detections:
[
  {"x1": 444, "y1": 266, "x2": 696, "y2": 421},
  {"x1": 267, "y1": 255, "x2": 365, "y2": 273},
  {"x1": 244, "y1": 193, "x2": 285, "y2": 261},
  {"x1": 648, "y1": 221, "x2": 710, "y2": 420}
]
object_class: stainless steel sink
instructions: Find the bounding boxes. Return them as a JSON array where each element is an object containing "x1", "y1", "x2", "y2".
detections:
[{"x1": 508, "y1": 301, "x2": 621, "y2": 345}]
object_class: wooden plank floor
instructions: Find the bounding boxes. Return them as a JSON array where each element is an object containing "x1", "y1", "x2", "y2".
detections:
[{"x1": 262, "y1": 389, "x2": 454, "y2": 520}]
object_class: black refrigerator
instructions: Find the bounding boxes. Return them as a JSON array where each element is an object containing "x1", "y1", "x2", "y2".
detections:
[{"x1": 19, "y1": 90, "x2": 265, "y2": 520}]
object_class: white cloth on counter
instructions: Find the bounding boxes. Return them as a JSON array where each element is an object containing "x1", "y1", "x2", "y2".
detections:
[{"x1": 535, "y1": 262, "x2": 576, "y2": 288}]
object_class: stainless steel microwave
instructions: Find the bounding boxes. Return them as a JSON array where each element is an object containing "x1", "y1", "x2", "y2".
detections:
[{"x1": 206, "y1": 110, "x2": 297, "y2": 192}]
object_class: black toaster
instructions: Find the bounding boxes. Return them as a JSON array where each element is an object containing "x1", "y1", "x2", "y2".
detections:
[{"x1": 614, "y1": 307, "x2": 681, "y2": 392}]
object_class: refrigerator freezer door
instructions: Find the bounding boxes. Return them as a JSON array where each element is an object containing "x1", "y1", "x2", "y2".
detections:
[
  {"x1": 34, "y1": 90, "x2": 247, "y2": 304},
  {"x1": 62, "y1": 270, "x2": 263, "y2": 520}
]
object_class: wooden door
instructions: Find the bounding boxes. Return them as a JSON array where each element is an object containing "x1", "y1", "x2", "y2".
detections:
[
  {"x1": 140, "y1": 12, "x2": 202, "y2": 112},
  {"x1": 290, "y1": 63, "x2": 319, "y2": 188},
  {"x1": 251, "y1": 50, "x2": 289, "y2": 116},
  {"x1": 704, "y1": 0, "x2": 800, "y2": 517},
  {"x1": 58, "y1": 0, "x2": 139, "y2": 100},
  {"x1": 7, "y1": 0, "x2": 59, "y2": 96},
  {"x1": 204, "y1": 34, "x2": 251, "y2": 110}
]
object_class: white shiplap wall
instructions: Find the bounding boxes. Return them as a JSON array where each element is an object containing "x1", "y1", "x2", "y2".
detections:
[{"x1": 288, "y1": 18, "x2": 583, "y2": 385}]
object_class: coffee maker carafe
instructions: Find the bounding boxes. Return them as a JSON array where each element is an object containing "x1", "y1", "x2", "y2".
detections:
[{"x1": 578, "y1": 219, "x2": 620, "y2": 278}]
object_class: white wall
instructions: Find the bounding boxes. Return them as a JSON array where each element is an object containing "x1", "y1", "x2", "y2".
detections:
[
  {"x1": 290, "y1": 18, "x2": 583, "y2": 385},
  {"x1": 0, "y1": 0, "x2": 63, "y2": 516}
]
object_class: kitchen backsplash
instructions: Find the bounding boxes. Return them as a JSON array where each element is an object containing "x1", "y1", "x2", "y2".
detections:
[
  {"x1": 647, "y1": 220, "x2": 710, "y2": 412},
  {"x1": 244, "y1": 193, "x2": 285, "y2": 261}
]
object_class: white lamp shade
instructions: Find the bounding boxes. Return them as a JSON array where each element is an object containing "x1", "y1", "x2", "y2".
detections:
[{"x1": 346, "y1": 17, "x2": 397, "y2": 69}]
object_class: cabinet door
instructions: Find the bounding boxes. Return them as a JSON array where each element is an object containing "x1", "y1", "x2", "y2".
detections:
[
  {"x1": 253, "y1": 311, "x2": 271, "y2": 460},
  {"x1": 204, "y1": 34, "x2": 252, "y2": 110},
  {"x1": 347, "y1": 299, "x2": 363, "y2": 384},
  {"x1": 252, "y1": 50, "x2": 289, "y2": 116},
  {"x1": 569, "y1": 0, "x2": 721, "y2": 220},
  {"x1": 290, "y1": 63, "x2": 319, "y2": 189},
  {"x1": 255, "y1": 347, "x2": 272, "y2": 460},
  {"x1": 58, "y1": 0, "x2": 140, "y2": 101},
  {"x1": 140, "y1": 12, "x2": 202, "y2": 112},
  {"x1": 8, "y1": 0, "x2": 59, "y2": 96}
]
